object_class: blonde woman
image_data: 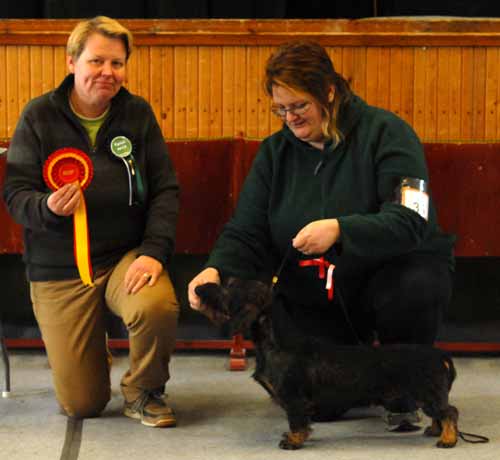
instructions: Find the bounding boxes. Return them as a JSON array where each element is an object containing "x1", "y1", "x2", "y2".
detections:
[{"x1": 4, "y1": 17, "x2": 179, "y2": 427}]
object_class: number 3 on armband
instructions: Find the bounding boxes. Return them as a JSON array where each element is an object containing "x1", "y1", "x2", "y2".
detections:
[{"x1": 401, "y1": 187, "x2": 429, "y2": 221}]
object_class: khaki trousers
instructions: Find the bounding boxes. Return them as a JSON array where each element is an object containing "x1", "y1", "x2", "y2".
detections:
[{"x1": 30, "y1": 249, "x2": 179, "y2": 418}]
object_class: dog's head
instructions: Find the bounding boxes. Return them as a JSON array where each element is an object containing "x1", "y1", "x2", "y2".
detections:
[{"x1": 195, "y1": 278, "x2": 272, "y2": 332}]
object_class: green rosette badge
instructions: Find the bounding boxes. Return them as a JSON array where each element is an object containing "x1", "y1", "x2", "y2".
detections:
[{"x1": 110, "y1": 136, "x2": 144, "y2": 205}]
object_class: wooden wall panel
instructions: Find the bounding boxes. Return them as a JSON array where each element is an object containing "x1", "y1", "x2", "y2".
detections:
[
  {"x1": 389, "y1": 48, "x2": 402, "y2": 120},
  {"x1": 448, "y1": 48, "x2": 462, "y2": 140},
  {"x1": 485, "y1": 47, "x2": 499, "y2": 140},
  {"x1": 437, "y1": 48, "x2": 450, "y2": 140},
  {"x1": 6, "y1": 47, "x2": 19, "y2": 136},
  {"x1": 351, "y1": 47, "x2": 367, "y2": 100},
  {"x1": 186, "y1": 46, "x2": 199, "y2": 138},
  {"x1": 365, "y1": 47, "x2": 379, "y2": 108},
  {"x1": 198, "y1": 46, "x2": 211, "y2": 138},
  {"x1": 246, "y1": 47, "x2": 260, "y2": 138},
  {"x1": 497, "y1": 52, "x2": 500, "y2": 141},
  {"x1": 174, "y1": 46, "x2": 188, "y2": 138},
  {"x1": 461, "y1": 47, "x2": 474, "y2": 141},
  {"x1": 125, "y1": 46, "x2": 138, "y2": 96},
  {"x1": 1, "y1": 19, "x2": 500, "y2": 142},
  {"x1": 332, "y1": 47, "x2": 344, "y2": 77},
  {"x1": 400, "y1": 48, "x2": 415, "y2": 127},
  {"x1": 161, "y1": 47, "x2": 174, "y2": 139},
  {"x1": 378, "y1": 48, "x2": 391, "y2": 110},
  {"x1": 17, "y1": 46, "x2": 30, "y2": 118},
  {"x1": 0, "y1": 46, "x2": 6, "y2": 139},
  {"x1": 150, "y1": 47, "x2": 163, "y2": 130},
  {"x1": 209, "y1": 46, "x2": 223, "y2": 137},
  {"x1": 29, "y1": 46, "x2": 43, "y2": 100},
  {"x1": 424, "y1": 47, "x2": 438, "y2": 141},
  {"x1": 256, "y1": 46, "x2": 268, "y2": 139},
  {"x1": 222, "y1": 47, "x2": 234, "y2": 137},
  {"x1": 233, "y1": 46, "x2": 247, "y2": 137},
  {"x1": 413, "y1": 47, "x2": 426, "y2": 137},
  {"x1": 473, "y1": 48, "x2": 487, "y2": 140},
  {"x1": 137, "y1": 46, "x2": 151, "y2": 114},
  {"x1": 41, "y1": 47, "x2": 55, "y2": 94},
  {"x1": 54, "y1": 47, "x2": 66, "y2": 86}
]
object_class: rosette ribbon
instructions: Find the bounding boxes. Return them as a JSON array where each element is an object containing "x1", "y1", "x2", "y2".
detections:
[
  {"x1": 299, "y1": 257, "x2": 336, "y2": 300},
  {"x1": 43, "y1": 148, "x2": 94, "y2": 286}
]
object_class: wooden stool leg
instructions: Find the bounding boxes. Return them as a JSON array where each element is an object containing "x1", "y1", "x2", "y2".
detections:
[
  {"x1": 0, "y1": 321, "x2": 11, "y2": 398},
  {"x1": 229, "y1": 333, "x2": 247, "y2": 371}
]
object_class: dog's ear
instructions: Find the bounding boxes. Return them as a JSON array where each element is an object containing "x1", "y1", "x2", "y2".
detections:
[
  {"x1": 195, "y1": 283, "x2": 223, "y2": 307},
  {"x1": 194, "y1": 283, "x2": 230, "y2": 325}
]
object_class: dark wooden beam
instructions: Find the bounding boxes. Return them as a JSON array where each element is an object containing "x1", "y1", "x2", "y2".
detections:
[{"x1": 1, "y1": 18, "x2": 500, "y2": 47}]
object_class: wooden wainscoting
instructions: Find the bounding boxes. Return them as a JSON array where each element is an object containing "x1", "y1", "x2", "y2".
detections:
[{"x1": 1, "y1": 18, "x2": 500, "y2": 142}]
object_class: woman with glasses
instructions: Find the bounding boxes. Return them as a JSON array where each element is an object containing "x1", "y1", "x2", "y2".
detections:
[{"x1": 188, "y1": 41, "x2": 455, "y2": 427}]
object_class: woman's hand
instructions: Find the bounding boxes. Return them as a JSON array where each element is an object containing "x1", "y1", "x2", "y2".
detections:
[
  {"x1": 292, "y1": 219, "x2": 340, "y2": 255},
  {"x1": 47, "y1": 182, "x2": 81, "y2": 216},
  {"x1": 124, "y1": 255, "x2": 163, "y2": 294},
  {"x1": 188, "y1": 267, "x2": 221, "y2": 311}
]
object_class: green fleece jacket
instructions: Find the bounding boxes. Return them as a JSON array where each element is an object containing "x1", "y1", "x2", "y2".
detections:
[
  {"x1": 207, "y1": 94, "x2": 455, "y2": 299},
  {"x1": 3, "y1": 75, "x2": 179, "y2": 281}
]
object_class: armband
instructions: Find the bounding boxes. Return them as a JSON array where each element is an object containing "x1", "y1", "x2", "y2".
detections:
[{"x1": 394, "y1": 177, "x2": 429, "y2": 221}]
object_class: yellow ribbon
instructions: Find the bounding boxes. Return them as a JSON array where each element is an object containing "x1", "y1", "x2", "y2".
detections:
[{"x1": 73, "y1": 190, "x2": 93, "y2": 286}]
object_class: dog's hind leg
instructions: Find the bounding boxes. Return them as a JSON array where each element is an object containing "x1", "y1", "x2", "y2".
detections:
[
  {"x1": 436, "y1": 405, "x2": 459, "y2": 448},
  {"x1": 424, "y1": 418, "x2": 442, "y2": 437},
  {"x1": 425, "y1": 405, "x2": 459, "y2": 448},
  {"x1": 279, "y1": 411, "x2": 312, "y2": 450},
  {"x1": 279, "y1": 394, "x2": 313, "y2": 450}
]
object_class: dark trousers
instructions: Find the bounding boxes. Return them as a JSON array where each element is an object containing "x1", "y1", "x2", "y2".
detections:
[
  {"x1": 358, "y1": 254, "x2": 452, "y2": 345},
  {"x1": 278, "y1": 253, "x2": 453, "y2": 347}
]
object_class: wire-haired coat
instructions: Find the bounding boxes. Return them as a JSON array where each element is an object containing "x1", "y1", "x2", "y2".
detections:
[{"x1": 195, "y1": 278, "x2": 459, "y2": 450}]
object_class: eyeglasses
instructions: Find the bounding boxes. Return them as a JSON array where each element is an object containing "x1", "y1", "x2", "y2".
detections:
[{"x1": 271, "y1": 101, "x2": 311, "y2": 119}]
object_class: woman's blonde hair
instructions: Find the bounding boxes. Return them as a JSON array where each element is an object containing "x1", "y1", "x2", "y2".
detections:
[
  {"x1": 67, "y1": 16, "x2": 133, "y2": 61},
  {"x1": 265, "y1": 41, "x2": 352, "y2": 147}
]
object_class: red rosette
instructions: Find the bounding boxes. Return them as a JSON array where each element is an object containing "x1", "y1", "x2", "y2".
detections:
[
  {"x1": 43, "y1": 148, "x2": 93, "y2": 191},
  {"x1": 42, "y1": 147, "x2": 95, "y2": 286}
]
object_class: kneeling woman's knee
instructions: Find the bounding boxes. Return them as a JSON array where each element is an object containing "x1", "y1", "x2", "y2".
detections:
[
  {"x1": 398, "y1": 266, "x2": 450, "y2": 306},
  {"x1": 60, "y1": 390, "x2": 110, "y2": 418},
  {"x1": 128, "y1": 297, "x2": 179, "y2": 331}
]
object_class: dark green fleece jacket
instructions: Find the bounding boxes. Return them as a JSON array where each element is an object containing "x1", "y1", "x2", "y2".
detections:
[
  {"x1": 207, "y1": 94, "x2": 455, "y2": 303},
  {"x1": 3, "y1": 75, "x2": 179, "y2": 281}
]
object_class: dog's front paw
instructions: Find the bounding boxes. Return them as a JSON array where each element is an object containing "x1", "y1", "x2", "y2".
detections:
[
  {"x1": 279, "y1": 430, "x2": 310, "y2": 450},
  {"x1": 279, "y1": 433, "x2": 302, "y2": 450}
]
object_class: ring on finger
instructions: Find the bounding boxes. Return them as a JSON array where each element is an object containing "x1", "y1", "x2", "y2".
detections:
[{"x1": 142, "y1": 272, "x2": 151, "y2": 279}]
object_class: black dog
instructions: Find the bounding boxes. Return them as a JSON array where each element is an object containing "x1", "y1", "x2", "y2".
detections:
[{"x1": 195, "y1": 278, "x2": 459, "y2": 450}]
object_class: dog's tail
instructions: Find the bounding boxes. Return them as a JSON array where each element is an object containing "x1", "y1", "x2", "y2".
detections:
[{"x1": 442, "y1": 354, "x2": 457, "y2": 391}]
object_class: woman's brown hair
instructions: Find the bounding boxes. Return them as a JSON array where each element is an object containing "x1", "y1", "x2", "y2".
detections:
[{"x1": 265, "y1": 41, "x2": 352, "y2": 146}]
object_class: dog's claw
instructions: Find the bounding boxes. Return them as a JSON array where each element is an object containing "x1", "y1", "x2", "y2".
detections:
[{"x1": 436, "y1": 440, "x2": 457, "y2": 448}]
